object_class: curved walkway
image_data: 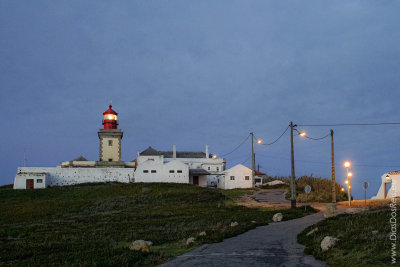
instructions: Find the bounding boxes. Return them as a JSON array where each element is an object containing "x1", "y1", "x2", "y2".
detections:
[
  {"x1": 161, "y1": 189, "x2": 326, "y2": 267},
  {"x1": 161, "y1": 211, "x2": 325, "y2": 267}
]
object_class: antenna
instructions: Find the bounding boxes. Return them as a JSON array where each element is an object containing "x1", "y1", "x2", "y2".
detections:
[{"x1": 24, "y1": 148, "x2": 27, "y2": 167}]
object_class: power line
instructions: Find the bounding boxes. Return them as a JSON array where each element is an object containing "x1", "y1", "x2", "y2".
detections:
[
  {"x1": 220, "y1": 134, "x2": 250, "y2": 157},
  {"x1": 259, "y1": 125, "x2": 290, "y2": 146},
  {"x1": 298, "y1": 122, "x2": 400, "y2": 127},
  {"x1": 241, "y1": 155, "x2": 252, "y2": 164},
  {"x1": 304, "y1": 133, "x2": 330, "y2": 141}
]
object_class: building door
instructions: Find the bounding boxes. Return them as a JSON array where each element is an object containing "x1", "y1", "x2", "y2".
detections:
[
  {"x1": 193, "y1": 176, "x2": 199, "y2": 185},
  {"x1": 26, "y1": 179, "x2": 34, "y2": 189}
]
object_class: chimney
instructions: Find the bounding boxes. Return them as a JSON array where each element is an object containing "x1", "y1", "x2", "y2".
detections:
[
  {"x1": 173, "y1": 145, "x2": 176, "y2": 158},
  {"x1": 206, "y1": 144, "x2": 209, "y2": 158}
]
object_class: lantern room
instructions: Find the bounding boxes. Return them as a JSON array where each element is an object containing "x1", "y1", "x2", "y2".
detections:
[{"x1": 103, "y1": 105, "x2": 118, "y2": 129}]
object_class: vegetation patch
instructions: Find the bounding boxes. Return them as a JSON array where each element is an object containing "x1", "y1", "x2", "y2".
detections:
[
  {"x1": 261, "y1": 175, "x2": 347, "y2": 203},
  {"x1": 298, "y1": 207, "x2": 400, "y2": 266},
  {"x1": 0, "y1": 183, "x2": 314, "y2": 266}
]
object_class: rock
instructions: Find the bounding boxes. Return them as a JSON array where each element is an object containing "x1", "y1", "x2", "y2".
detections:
[
  {"x1": 321, "y1": 236, "x2": 339, "y2": 251},
  {"x1": 324, "y1": 203, "x2": 338, "y2": 218},
  {"x1": 251, "y1": 220, "x2": 257, "y2": 224},
  {"x1": 186, "y1": 237, "x2": 195, "y2": 245},
  {"x1": 199, "y1": 231, "x2": 207, "y2": 236},
  {"x1": 372, "y1": 230, "x2": 379, "y2": 235},
  {"x1": 272, "y1": 213, "x2": 283, "y2": 222},
  {"x1": 266, "y1": 180, "x2": 286, "y2": 186},
  {"x1": 142, "y1": 187, "x2": 152, "y2": 194},
  {"x1": 129, "y1": 240, "x2": 152, "y2": 252},
  {"x1": 230, "y1": 221, "x2": 239, "y2": 227},
  {"x1": 306, "y1": 227, "x2": 319, "y2": 236}
]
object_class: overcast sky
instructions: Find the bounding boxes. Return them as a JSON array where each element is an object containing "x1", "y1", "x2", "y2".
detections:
[{"x1": 1, "y1": 1, "x2": 399, "y2": 199}]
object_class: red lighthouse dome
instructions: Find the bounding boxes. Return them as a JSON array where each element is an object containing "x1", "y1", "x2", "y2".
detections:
[{"x1": 102, "y1": 105, "x2": 118, "y2": 129}]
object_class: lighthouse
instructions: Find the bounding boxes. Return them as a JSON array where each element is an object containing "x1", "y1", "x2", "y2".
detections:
[{"x1": 98, "y1": 105, "x2": 123, "y2": 162}]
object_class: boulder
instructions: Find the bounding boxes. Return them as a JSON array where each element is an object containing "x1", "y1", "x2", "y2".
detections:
[
  {"x1": 324, "y1": 203, "x2": 338, "y2": 218},
  {"x1": 230, "y1": 221, "x2": 239, "y2": 227},
  {"x1": 306, "y1": 227, "x2": 319, "y2": 236},
  {"x1": 186, "y1": 237, "x2": 195, "y2": 245},
  {"x1": 272, "y1": 213, "x2": 283, "y2": 222},
  {"x1": 321, "y1": 236, "x2": 339, "y2": 251},
  {"x1": 129, "y1": 240, "x2": 152, "y2": 252},
  {"x1": 199, "y1": 231, "x2": 207, "y2": 236},
  {"x1": 266, "y1": 180, "x2": 286, "y2": 186},
  {"x1": 251, "y1": 220, "x2": 257, "y2": 224},
  {"x1": 371, "y1": 230, "x2": 379, "y2": 235}
]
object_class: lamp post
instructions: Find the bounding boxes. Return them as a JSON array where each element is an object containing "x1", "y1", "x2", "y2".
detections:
[
  {"x1": 344, "y1": 161, "x2": 352, "y2": 206},
  {"x1": 290, "y1": 121, "x2": 296, "y2": 209},
  {"x1": 331, "y1": 130, "x2": 336, "y2": 203},
  {"x1": 251, "y1": 132, "x2": 255, "y2": 188}
]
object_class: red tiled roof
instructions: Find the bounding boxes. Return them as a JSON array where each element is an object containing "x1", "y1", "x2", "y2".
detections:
[
  {"x1": 255, "y1": 170, "x2": 265, "y2": 175},
  {"x1": 389, "y1": 170, "x2": 400, "y2": 175}
]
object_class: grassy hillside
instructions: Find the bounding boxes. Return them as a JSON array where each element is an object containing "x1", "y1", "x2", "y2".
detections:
[
  {"x1": 262, "y1": 175, "x2": 347, "y2": 202},
  {"x1": 298, "y1": 207, "x2": 400, "y2": 266},
  {"x1": 0, "y1": 183, "x2": 315, "y2": 266}
]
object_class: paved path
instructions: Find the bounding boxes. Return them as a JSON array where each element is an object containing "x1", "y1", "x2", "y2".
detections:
[
  {"x1": 161, "y1": 190, "x2": 327, "y2": 267},
  {"x1": 161, "y1": 212, "x2": 325, "y2": 267}
]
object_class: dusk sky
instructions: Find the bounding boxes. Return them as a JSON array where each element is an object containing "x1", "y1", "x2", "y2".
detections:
[{"x1": 1, "y1": 1, "x2": 399, "y2": 199}]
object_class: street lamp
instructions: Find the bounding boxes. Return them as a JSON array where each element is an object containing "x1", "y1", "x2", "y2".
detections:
[
  {"x1": 344, "y1": 161, "x2": 352, "y2": 206},
  {"x1": 257, "y1": 139, "x2": 262, "y2": 144},
  {"x1": 212, "y1": 154, "x2": 217, "y2": 159}
]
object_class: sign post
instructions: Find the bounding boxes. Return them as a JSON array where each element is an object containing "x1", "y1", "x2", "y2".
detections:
[
  {"x1": 363, "y1": 182, "x2": 369, "y2": 210},
  {"x1": 305, "y1": 185, "x2": 311, "y2": 211}
]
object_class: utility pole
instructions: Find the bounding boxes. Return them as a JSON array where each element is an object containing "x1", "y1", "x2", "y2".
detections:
[
  {"x1": 290, "y1": 122, "x2": 296, "y2": 209},
  {"x1": 331, "y1": 129, "x2": 336, "y2": 203},
  {"x1": 251, "y1": 132, "x2": 255, "y2": 188}
]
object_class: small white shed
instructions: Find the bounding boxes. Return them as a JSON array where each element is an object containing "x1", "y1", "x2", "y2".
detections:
[
  {"x1": 217, "y1": 164, "x2": 253, "y2": 189},
  {"x1": 13, "y1": 171, "x2": 49, "y2": 189}
]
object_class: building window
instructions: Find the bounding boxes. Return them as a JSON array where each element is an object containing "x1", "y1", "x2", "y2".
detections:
[
  {"x1": 208, "y1": 167, "x2": 210, "y2": 170},
  {"x1": 143, "y1": 170, "x2": 149, "y2": 173},
  {"x1": 230, "y1": 176, "x2": 235, "y2": 180},
  {"x1": 216, "y1": 167, "x2": 219, "y2": 171},
  {"x1": 108, "y1": 158, "x2": 112, "y2": 162},
  {"x1": 151, "y1": 170, "x2": 157, "y2": 173},
  {"x1": 177, "y1": 170, "x2": 182, "y2": 173},
  {"x1": 245, "y1": 176, "x2": 250, "y2": 180},
  {"x1": 37, "y1": 179, "x2": 43, "y2": 183},
  {"x1": 169, "y1": 170, "x2": 175, "y2": 173},
  {"x1": 108, "y1": 140, "x2": 113, "y2": 146}
]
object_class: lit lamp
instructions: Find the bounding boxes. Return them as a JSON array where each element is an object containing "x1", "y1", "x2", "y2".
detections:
[
  {"x1": 212, "y1": 155, "x2": 217, "y2": 159},
  {"x1": 344, "y1": 161, "x2": 352, "y2": 206},
  {"x1": 386, "y1": 174, "x2": 391, "y2": 182},
  {"x1": 341, "y1": 188, "x2": 345, "y2": 192},
  {"x1": 257, "y1": 139, "x2": 262, "y2": 144},
  {"x1": 299, "y1": 131, "x2": 306, "y2": 137}
]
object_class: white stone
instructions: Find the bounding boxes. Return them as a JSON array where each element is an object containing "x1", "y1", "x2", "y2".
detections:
[
  {"x1": 371, "y1": 230, "x2": 379, "y2": 235},
  {"x1": 199, "y1": 231, "x2": 207, "y2": 236},
  {"x1": 321, "y1": 236, "x2": 339, "y2": 251},
  {"x1": 306, "y1": 227, "x2": 319, "y2": 236},
  {"x1": 272, "y1": 213, "x2": 283, "y2": 222},
  {"x1": 186, "y1": 237, "x2": 195, "y2": 245},
  {"x1": 230, "y1": 221, "x2": 239, "y2": 227},
  {"x1": 266, "y1": 180, "x2": 286, "y2": 186},
  {"x1": 129, "y1": 240, "x2": 152, "y2": 252}
]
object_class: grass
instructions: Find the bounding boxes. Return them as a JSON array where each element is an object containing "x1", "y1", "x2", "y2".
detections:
[
  {"x1": 0, "y1": 182, "x2": 315, "y2": 266},
  {"x1": 261, "y1": 175, "x2": 347, "y2": 203},
  {"x1": 298, "y1": 206, "x2": 400, "y2": 266}
]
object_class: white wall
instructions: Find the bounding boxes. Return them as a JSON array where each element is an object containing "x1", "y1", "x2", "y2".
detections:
[
  {"x1": 14, "y1": 172, "x2": 48, "y2": 189},
  {"x1": 101, "y1": 137, "x2": 120, "y2": 161},
  {"x1": 164, "y1": 157, "x2": 224, "y2": 172},
  {"x1": 135, "y1": 159, "x2": 189, "y2": 183},
  {"x1": 14, "y1": 167, "x2": 134, "y2": 189},
  {"x1": 373, "y1": 173, "x2": 400, "y2": 199},
  {"x1": 218, "y1": 164, "x2": 253, "y2": 189}
]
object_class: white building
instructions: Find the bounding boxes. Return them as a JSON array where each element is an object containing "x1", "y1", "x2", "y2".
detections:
[
  {"x1": 217, "y1": 164, "x2": 253, "y2": 189},
  {"x1": 372, "y1": 171, "x2": 400, "y2": 199},
  {"x1": 135, "y1": 145, "x2": 225, "y2": 187}
]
